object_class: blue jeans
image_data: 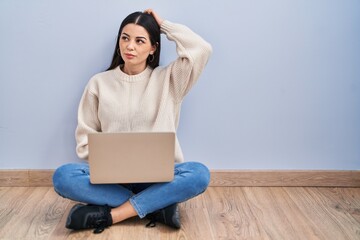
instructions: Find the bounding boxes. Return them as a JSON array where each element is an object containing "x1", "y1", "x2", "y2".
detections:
[{"x1": 53, "y1": 161, "x2": 210, "y2": 218}]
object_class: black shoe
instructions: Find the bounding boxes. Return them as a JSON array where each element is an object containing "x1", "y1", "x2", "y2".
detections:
[
  {"x1": 66, "y1": 203, "x2": 113, "y2": 234},
  {"x1": 146, "y1": 203, "x2": 181, "y2": 229}
]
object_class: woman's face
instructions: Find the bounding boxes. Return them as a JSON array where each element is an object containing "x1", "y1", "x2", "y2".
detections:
[{"x1": 119, "y1": 23, "x2": 156, "y2": 72}]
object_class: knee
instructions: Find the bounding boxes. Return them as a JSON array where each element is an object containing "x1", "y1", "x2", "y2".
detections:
[
  {"x1": 53, "y1": 164, "x2": 71, "y2": 195},
  {"x1": 180, "y1": 162, "x2": 211, "y2": 193},
  {"x1": 52, "y1": 163, "x2": 88, "y2": 196},
  {"x1": 193, "y1": 162, "x2": 211, "y2": 191}
]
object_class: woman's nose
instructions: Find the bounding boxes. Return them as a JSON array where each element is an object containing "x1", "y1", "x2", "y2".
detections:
[{"x1": 126, "y1": 41, "x2": 135, "y2": 50}]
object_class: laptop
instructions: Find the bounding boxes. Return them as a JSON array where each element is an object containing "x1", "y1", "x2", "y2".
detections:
[{"x1": 88, "y1": 132, "x2": 175, "y2": 184}]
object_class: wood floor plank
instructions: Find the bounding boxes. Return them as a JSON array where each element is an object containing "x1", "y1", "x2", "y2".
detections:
[
  {"x1": 0, "y1": 187, "x2": 40, "y2": 235},
  {"x1": 1, "y1": 187, "x2": 359, "y2": 239},
  {"x1": 0, "y1": 187, "x2": 50, "y2": 239},
  {"x1": 227, "y1": 187, "x2": 270, "y2": 239},
  {"x1": 49, "y1": 201, "x2": 74, "y2": 240},
  {"x1": 102, "y1": 216, "x2": 156, "y2": 240},
  {"x1": 0, "y1": 187, "x2": 11, "y2": 199},
  {"x1": 30, "y1": 188, "x2": 70, "y2": 240},
  {"x1": 314, "y1": 188, "x2": 360, "y2": 224},
  {"x1": 6, "y1": 187, "x2": 69, "y2": 240},
  {"x1": 259, "y1": 187, "x2": 328, "y2": 239},
  {"x1": 241, "y1": 187, "x2": 315, "y2": 240},
  {"x1": 285, "y1": 187, "x2": 360, "y2": 240},
  {"x1": 203, "y1": 187, "x2": 263, "y2": 239},
  {"x1": 178, "y1": 194, "x2": 215, "y2": 240},
  {"x1": 306, "y1": 188, "x2": 360, "y2": 239}
]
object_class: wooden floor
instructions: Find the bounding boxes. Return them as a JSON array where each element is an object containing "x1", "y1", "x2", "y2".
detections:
[{"x1": 0, "y1": 187, "x2": 359, "y2": 240}]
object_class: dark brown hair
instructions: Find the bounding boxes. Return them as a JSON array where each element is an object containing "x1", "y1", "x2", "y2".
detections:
[{"x1": 107, "y1": 11, "x2": 161, "y2": 70}]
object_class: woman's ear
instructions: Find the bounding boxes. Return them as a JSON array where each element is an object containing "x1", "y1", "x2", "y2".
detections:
[{"x1": 151, "y1": 42, "x2": 159, "y2": 54}]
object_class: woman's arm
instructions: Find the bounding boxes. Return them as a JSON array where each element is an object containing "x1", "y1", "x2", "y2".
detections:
[
  {"x1": 145, "y1": 9, "x2": 213, "y2": 102},
  {"x1": 75, "y1": 84, "x2": 101, "y2": 160}
]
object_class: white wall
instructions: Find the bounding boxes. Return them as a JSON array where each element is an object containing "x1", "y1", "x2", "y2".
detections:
[{"x1": 1, "y1": 0, "x2": 359, "y2": 170}]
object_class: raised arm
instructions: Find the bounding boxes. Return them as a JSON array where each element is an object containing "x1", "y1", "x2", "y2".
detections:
[{"x1": 145, "y1": 9, "x2": 213, "y2": 102}]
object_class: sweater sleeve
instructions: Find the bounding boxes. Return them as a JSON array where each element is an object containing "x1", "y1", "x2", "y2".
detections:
[
  {"x1": 161, "y1": 20, "x2": 212, "y2": 102},
  {"x1": 75, "y1": 84, "x2": 101, "y2": 160}
]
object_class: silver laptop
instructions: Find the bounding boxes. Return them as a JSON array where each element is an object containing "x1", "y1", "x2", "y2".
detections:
[{"x1": 88, "y1": 132, "x2": 175, "y2": 184}]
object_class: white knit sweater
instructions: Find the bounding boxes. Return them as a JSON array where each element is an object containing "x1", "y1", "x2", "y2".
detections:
[{"x1": 75, "y1": 20, "x2": 212, "y2": 163}]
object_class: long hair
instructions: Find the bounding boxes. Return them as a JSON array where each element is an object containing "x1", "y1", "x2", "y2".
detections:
[{"x1": 107, "y1": 12, "x2": 161, "y2": 71}]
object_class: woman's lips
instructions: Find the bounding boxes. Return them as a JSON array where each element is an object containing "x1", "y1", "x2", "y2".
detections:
[{"x1": 124, "y1": 53, "x2": 135, "y2": 59}]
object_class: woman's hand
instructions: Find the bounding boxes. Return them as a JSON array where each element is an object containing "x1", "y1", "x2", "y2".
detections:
[{"x1": 144, "y1": 9, "x2": 164, "y2": 27}]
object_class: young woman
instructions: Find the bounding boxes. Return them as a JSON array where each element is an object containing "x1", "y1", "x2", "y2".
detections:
[{"x1": 53, "y1": 9, "x2": 212, "y2": 234}]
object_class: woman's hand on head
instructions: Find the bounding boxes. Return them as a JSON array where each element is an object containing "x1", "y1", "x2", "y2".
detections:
[{"x1": 144, "y1": 9, "x2": 164, "y2": 27}]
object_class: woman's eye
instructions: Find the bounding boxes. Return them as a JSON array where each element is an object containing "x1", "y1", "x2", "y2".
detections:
[
  {"x1": 121, "y1": 36, "x2": 129, "y2": 41},
  {"x1": 136, "y1": 40, "x2": 145, "y2": 44}
]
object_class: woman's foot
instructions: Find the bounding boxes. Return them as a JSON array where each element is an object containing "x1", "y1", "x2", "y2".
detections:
[
  {"x1": 66, "y1": 204, "x2": 113, "y2": 234},
  {"x1": 146, "y1": 203, "x2": 181, "y2": 229}
]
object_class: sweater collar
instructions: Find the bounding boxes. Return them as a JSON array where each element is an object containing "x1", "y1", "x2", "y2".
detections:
[{"x1": 114, "y1": 65, "x2": 153, "y2": 82}]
